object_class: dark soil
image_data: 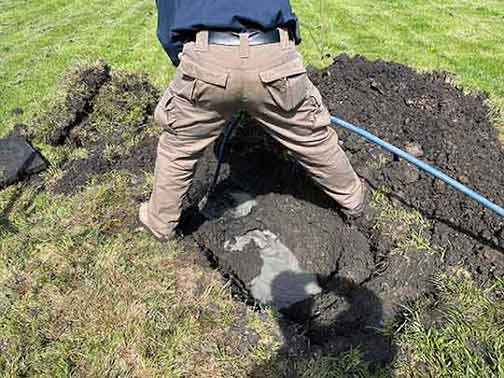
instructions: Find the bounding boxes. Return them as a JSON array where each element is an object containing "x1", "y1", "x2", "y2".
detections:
[
  {"x1": 53, "y1": 135, "x2": 158, "y2": 195},
  {"x1": 0, "y1": 136, "x2": 47, "y2": 190},
  {"x1": 310, "y1": 54, "x2": 503, "y2": 251},
  {"x1": 40, "y1": 56, "x2": 504, "y2": 369}
]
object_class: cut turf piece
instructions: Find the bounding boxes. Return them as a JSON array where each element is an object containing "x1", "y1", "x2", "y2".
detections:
[
  {"x1": 48, "y1": 68, "x2": 160, "y2": 194},
  {"x1": 0, "y1": 136, "x2": 47, "y2": 189},
  {"x1": 39, "y1": 61, "x2": 111, "y2": 146}
]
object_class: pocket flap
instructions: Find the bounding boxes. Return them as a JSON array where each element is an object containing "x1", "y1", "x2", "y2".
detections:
[
  {"x1": 155, "y1": 87, "x2": 177, "y2": 128},
  {"x1": 161, "y1": 87, "x2": 175, "y2": 109},
  {"x1": 181, "y1": 60, "x2": 229, "y2": 88},
  {"x1": 259, "y1": 60, "x2": 307, "y2": 84}
]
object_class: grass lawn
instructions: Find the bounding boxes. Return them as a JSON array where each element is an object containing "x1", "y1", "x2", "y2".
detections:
[
  {"x1": 1, "y1": 0, "x2": 504, "y2": 136},
  {"x1": 1, "y1": 0, "x2": 504, "y2": 377}
]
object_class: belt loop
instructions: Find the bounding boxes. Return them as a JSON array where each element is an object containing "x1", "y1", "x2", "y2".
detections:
[
  {"x1": 239, "y1": 33, "x2": 249, "y2": 58},
  {"x1": 195, "y1": 30, "x2": 209, "y2": 51},
  {"x1": 279, "y1": 28, "x2": 289, "y2": 50}
]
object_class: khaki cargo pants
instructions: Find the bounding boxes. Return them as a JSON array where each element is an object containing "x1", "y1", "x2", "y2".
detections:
[{"x1": 141, "y1": 29, "x2": 363, "y2": 239}]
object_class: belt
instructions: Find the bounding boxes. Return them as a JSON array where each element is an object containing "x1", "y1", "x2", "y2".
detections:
[{"x1": 208, "y1": 29, "x2": 283, "y2": 46}]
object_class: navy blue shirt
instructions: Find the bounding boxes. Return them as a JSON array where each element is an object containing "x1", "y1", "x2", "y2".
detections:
[{"x1": 156, "y1": 0, "x2": 300, "y2": 66}]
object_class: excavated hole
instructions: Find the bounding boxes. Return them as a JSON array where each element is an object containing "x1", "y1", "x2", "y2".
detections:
[
  {"x1": 178, "y1": 55, "x2": 503, "y2": 365},
  {"x1": 32, "y1": 55, "x2": 504, "y2": 368}
]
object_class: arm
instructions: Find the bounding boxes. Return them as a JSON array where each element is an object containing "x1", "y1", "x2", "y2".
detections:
[
  {"x1": 156, "y1": 0, "x2": 183, "y2": 67},
  {"x1": 291, "y1": 12, "x2": 302, "y2": 45}
]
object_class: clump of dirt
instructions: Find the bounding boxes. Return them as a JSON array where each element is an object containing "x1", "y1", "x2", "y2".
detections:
[
  {"x1": 36, "y1": 61, "x2": 111, "y2": 146},
  {"x1": 0, "y1": 136, "x2": 47, "y2": 190}
]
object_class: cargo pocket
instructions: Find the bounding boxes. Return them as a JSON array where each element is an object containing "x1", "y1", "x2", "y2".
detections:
[
  {"x1": 179, "y1": 59, "x2": 229, "y2": 108},
  {"x1": 170, "y1": 67, "x2": 197, "y2": 104},
  {"x1": 259, "y1": 59, "x2": 308, "y2": 112},
  {"x1": 154, "y1": 87, "x2": 177, "y2": 133}
]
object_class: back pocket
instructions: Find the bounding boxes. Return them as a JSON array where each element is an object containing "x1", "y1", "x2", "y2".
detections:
[
  {"x1": 179, "y1": 59, "x2": 229, "y2": 108},
  {"x1": 259, "y1": 59, "x2": 308, "y2": 112}
]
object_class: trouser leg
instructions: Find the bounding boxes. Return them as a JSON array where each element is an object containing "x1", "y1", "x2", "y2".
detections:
[
  {"x1": 144, "y1": 129, "x2": 224, "y2": 237},
  {"x1": 251, "y1": 77, "x2": 363, "y2": 210},
  {"x1": 263, "y1": 119, "x2": 363, "y2": 209},
  {"x1": 142, "y1": 85, "x2": 229, "y2": 237},
  {"x1": 142, "y1": 30, "x2": 241, "y2": 238}
]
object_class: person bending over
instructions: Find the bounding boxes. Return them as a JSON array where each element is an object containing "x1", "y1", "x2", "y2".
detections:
[{"x1": 139, "y1": 0, "x2": 369, "y2": 241}]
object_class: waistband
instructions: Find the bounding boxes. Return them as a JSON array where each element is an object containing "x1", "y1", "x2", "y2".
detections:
[
  {"x1": 207, "y1": 29, "x2": 292, "y2": 46},
  {"x1": 193, "y1": 28, "x2": 292, "y2": 57}
]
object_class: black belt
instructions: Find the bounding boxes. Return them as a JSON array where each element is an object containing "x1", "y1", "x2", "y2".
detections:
[{"x1": 208, "y1": 29, "x2": 284, "y2": 46}]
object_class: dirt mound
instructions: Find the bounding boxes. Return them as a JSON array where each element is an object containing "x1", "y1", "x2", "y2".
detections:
[
  {"x1": 37, "y1": 57, "x2": 503, "y2": 367},
  {"x1": 311, "y1": 54, "x2": 503, "y2": 249}
]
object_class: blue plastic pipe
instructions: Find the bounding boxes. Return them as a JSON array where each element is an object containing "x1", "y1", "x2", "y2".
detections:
[{"x1": 330, "y1": 116, "x2": 504, "y2": 218}]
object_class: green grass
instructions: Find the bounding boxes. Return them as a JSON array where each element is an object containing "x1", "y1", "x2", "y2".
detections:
[
  {"x1": 0, "y1": 0, "x2": 171, "y2": 136},
  {"x1": 1, "y1": 1, "x2": 504, "y2": 377},
  {"x1": 371, "y1": 189, "x2": 439, "y2": 255},
  {"x1": 0, "y1": 173, "x2": 280, "y2": 377},
  {"x1": 1, "y1": 0, "x2": 504, "y2": 135},
  {"x1": 395, "y1": 269, "x2": 504, "y2": 377}
]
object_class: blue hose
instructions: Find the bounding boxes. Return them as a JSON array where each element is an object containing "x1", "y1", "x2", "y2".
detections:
[{"x1": 330, "y1": 116, "x2": 504, "y2": 218}]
